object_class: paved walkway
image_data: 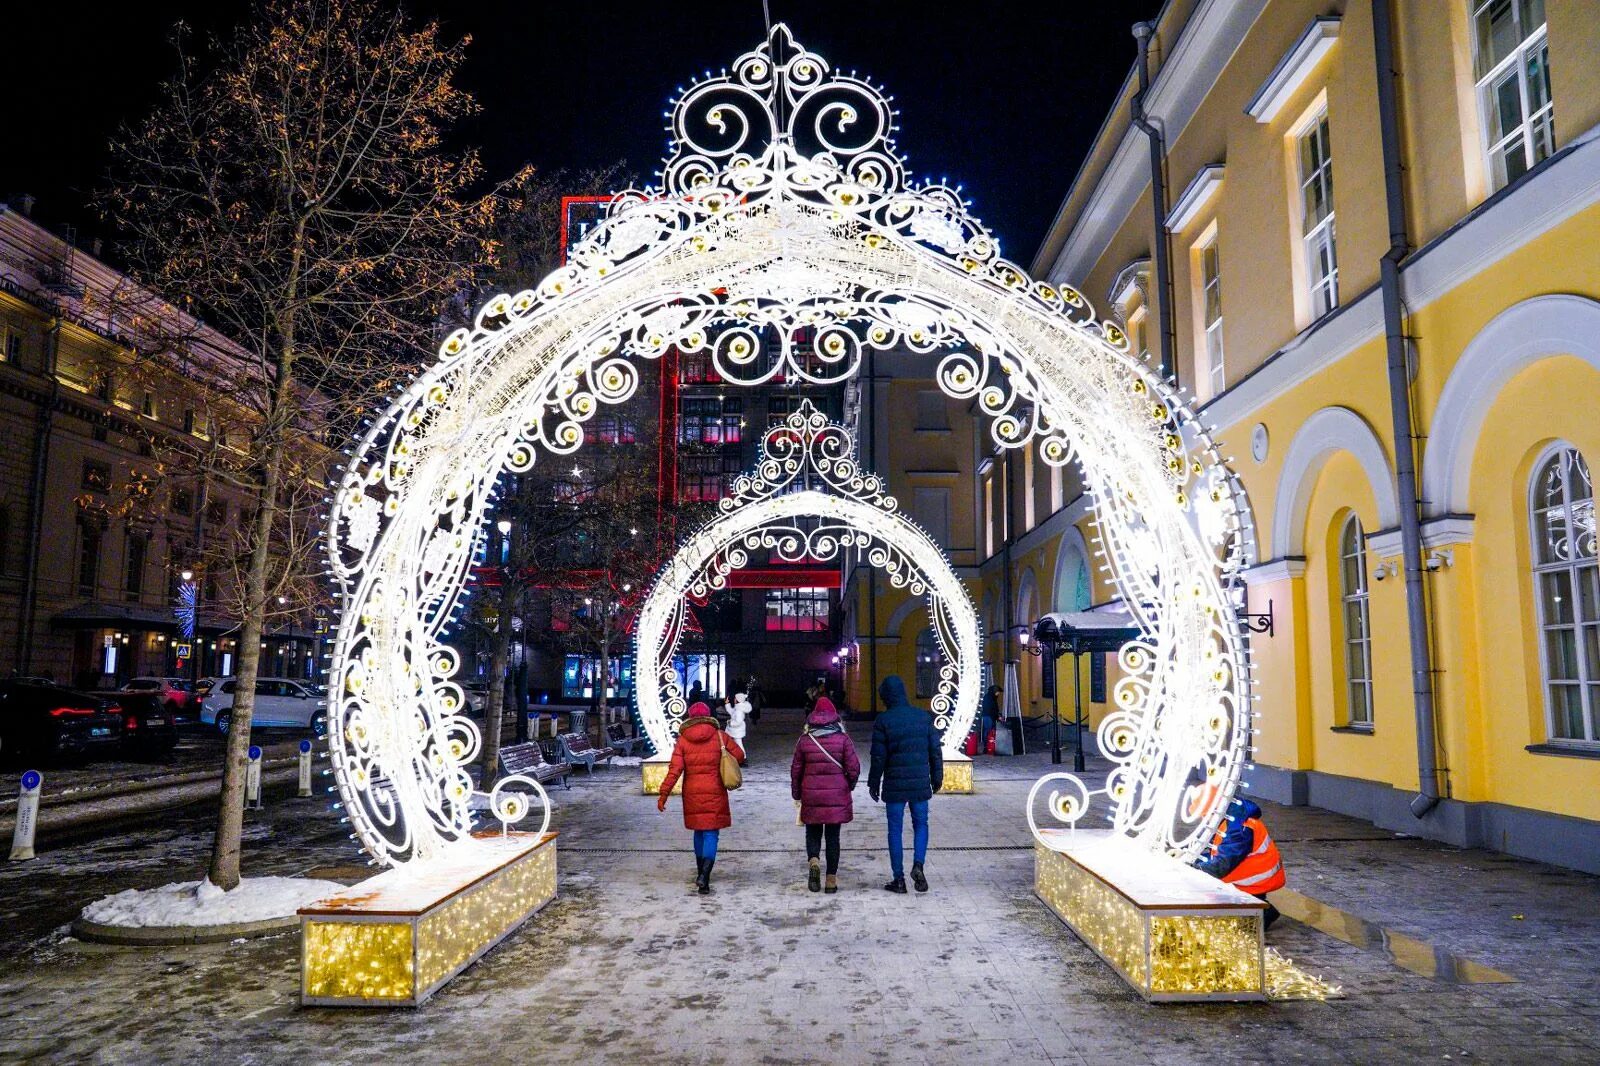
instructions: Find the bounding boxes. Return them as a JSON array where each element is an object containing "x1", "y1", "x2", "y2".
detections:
[{"x1": 1, "y1": 707, "x2": 1597, "y2": 1064}]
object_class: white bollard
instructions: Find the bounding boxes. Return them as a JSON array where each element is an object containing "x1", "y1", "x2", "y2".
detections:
[
  {"x1": 245, "y1": 745, "x2": 263, "y2": 809},
  {"x1": 9, "y1": 770, "x2": 41, "y2": 861},
  {"x1": 297, "y1": 739, "x2": 313, "y2": 798}
]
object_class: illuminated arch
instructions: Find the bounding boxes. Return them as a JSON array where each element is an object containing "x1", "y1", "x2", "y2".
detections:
[
  {"x1": 325, "y1": 27, "x2": 1256, "y2": 866},
  {"x1": 634, "y1": 402, "x2": 979, "y2": 756}
]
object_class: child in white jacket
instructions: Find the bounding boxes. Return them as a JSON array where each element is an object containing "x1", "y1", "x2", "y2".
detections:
[{"x1": 727, "y1": 692, "x2": 751, "y2": 760}]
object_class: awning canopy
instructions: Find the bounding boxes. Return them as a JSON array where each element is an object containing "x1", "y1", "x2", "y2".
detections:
[{"x1": 1032, "y1": 610, "x2": 1143, "y2": 654}]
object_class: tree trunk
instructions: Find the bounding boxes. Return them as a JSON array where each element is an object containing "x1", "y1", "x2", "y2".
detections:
[
  {"x1": 479, "y1": 595, "x2": 513, "y2": 786},
  {"x1": 208, "y1": 224, "x2": 303, "y2": 892},
  {"x1": 207, "y1": 439, "x2": 285, "y2": 891},
  {"x1": 596, "y1": 609, "x2": 611, "y2": 738}
]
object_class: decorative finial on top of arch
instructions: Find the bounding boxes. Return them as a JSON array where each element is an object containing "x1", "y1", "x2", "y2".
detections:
[
  {"x1": 662, "y1": 24, "x2": 902, "y2": 196},
  {"x1": 722, "y1": 398, "x2": 894, "y2": 513}
]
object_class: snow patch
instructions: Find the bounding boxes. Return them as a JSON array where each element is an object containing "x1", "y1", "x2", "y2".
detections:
[
  {"x1": 610, "y1": 756, "x2": 643, "y2": 767},
  {"x1": 80, "y1": 876, "x2": 342, "y2": 928}
]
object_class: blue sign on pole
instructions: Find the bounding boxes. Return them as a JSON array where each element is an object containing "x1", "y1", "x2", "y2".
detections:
[
  {"x1": 248, "y1": 745, "x2": 262, "y2": 761},
  {"x1": 21, "y1": 769, "x2": 41, "y2": 792},
  {"x1": 298, "y1": 739, "x2": 313, "y2": 754}
]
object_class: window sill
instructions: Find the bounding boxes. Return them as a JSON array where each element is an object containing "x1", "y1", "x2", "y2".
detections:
[
  {"x1": 1525, "y1": 743, "x2": 1600, "y2": 761},
  {"x1": 1329, "y1": 725, "x2": 1374, "y2": 735}
]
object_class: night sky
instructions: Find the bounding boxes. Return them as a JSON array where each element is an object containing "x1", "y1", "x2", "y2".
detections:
[{"x1": 6, "y1": 1, "x2": 1159, "y2": 267}]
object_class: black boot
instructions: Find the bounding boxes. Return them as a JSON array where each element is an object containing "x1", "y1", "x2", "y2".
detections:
[
  {"x1": 698, "y1": 858, "x2": 714, "y2": 895},
  {"x1": 695, "y1": 855, "x2": 706, "y2": 886},
  {"x1": 808, "y1": 858, "x2": 822, "y2": 893},
  {"x1": 911, "y1": 862, "x2": 928, "y2": 893},
  {"x1": 883, "y1": 876, "x2": 908, "y2": 894}
]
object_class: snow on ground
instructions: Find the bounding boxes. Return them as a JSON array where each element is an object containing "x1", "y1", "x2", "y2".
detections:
[
  {"x1": 610, "y1": 756, "x2": 643, "y2": 767},
  {"x1": 80, "y1": 875, "x2": 342, "y2": 928}
]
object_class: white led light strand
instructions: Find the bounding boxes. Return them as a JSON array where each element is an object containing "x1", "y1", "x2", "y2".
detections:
[
  {"x1": 635, "y1": 401, "x2": 978, "y2": 753},
  {"x1": 324, "y1": 25, "x2": 1255, "y2": 867}
]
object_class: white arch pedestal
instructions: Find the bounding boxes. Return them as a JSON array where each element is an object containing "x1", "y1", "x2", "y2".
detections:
[
  {"x1": 633, "y1": 401, "x2": 979, "y2": 793},
  {"x1": 322, "y1": 26, "x2": 1256, "y2": 873}
]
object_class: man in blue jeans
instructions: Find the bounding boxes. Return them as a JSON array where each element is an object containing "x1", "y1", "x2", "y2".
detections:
[{"x1": 868, "y1": 674, "x2": 943, "y2": 893}]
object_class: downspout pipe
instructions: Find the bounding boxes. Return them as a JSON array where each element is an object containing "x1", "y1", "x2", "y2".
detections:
[
  {"x1": 1372, "y1": 0, "x2": 1443, "y2": 818},
  {"x1": 1131, "y1": 22, "x2": 1176, "y2": 383}
]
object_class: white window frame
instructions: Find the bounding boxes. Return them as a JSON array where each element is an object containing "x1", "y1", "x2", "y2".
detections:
[
  {"x1": 1471, "y1": 0, "x2": 1554, "y2": 192},
  {"x1": 1199, "y1": 237, "x2": 1225, "y2": 400},
  {"x1": 1339, "y1": 514, "x2": 1374, "y2": 728},
  {"x1": 1529, "y1": 443, "x2": 1599, "y2": 746},
  {"x1": 1297, "y1": 110, "x2": 1339, "y2": 319}
]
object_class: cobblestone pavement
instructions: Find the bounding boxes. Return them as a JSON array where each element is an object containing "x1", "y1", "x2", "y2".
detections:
[{"x1": 1, "y1": 708, "x2": 1597, "y2": 1065}]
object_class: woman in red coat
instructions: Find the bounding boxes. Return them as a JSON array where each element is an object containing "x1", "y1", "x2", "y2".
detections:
[
  {"x1": 789, "y1": 697, "x2": 861, "y2": 894},
  {"x1": 658, "y1": 702, "x2": 745, "y2": 894}
]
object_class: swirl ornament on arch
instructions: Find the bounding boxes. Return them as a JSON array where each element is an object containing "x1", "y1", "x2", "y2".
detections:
[
  {"x1": 323, "y1": 24, "x2": 1256, "y2": 868},
  {"x1": 634, "y1": 401, "x2": 979, "y2": 756}
]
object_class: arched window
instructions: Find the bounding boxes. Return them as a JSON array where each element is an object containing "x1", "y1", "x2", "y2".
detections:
[
  {"x1": 914, "y1": 627, "x2": 944, "y2": 700},
  {"x1": 1339, "y1": 514, "x2": 1374, "y2": 727},
  {"x1": 1530, "y1": 445, "x2": 1598, "y2": 744}
]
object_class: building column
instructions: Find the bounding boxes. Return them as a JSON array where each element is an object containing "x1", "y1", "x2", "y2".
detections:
[{"x1": 1242, "y1": 557, "x2": 1312, "y2": 804}]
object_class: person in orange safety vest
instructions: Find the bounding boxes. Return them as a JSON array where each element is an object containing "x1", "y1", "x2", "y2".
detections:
[{"x1": 1196, "y1": 795, "x2": 1286, "y2": 930}]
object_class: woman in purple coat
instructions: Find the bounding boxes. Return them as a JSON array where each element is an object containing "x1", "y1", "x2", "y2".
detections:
[{"x1": 790, "y1": 697, "x2": 861, "y2": 893}]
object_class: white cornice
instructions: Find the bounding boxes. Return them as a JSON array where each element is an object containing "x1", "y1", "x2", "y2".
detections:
[
  {"x1": 1246, "y1": 16, "x2": 1341, "y2": 123},
  {"x1": 1167, "y1": 164, "x2": 1226, "y2": 232},
  {"x1": 1366, "y1": 528, "x2": 1403, "y2": 558},
  {"x1": 1422, "y1": 515, "x2": 1475, "y2": 548},
  {"x1": 1110, "y1": 258, "x2": 1151, "y2": 309},
  {"x1": 1243, "y1": 557, "x2": 1306, "y2": 584},
  {"x1": 1039, "y1": 0, "x2": 1268, "y2": 285},
  {"x1": 1200, "y1": 123, "x2": 1600, "y2": 435}
]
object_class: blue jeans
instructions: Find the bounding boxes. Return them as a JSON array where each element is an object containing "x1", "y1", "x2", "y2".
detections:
[
  {"x1": 884, "y1": 800, "x2": 929, "y2": 878},
  {"x1": 693, "y1": 829, "x2": 719, "y2": 862}
]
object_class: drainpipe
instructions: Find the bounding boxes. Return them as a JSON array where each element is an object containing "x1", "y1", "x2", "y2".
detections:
[
  {"x1": 1131, "y1": 22, "x2": 1176, "y2": 383},
  {"x1": 1372, "y1": 0, "x2": 1442, "y2": 818}
]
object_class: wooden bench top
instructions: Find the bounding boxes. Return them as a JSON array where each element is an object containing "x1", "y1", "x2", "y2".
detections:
[
  {"x1": 1037, "y1": 829, "x2": 1263, "y2": 911},
  {"x1": 299, "y1": 831, "x2": 557, "y2": 919}
]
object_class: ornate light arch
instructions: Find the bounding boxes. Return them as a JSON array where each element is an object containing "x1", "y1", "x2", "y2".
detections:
[
  {"x1": 635, "y1": 402, "x2": 978, "y2": 756},
  {"x1": 1423, "y1": 294, "x2": 1600, "y2": 518},
  {"x1": 1270, "y1": 406, "x2": 1399, "y2": 559},
  {"x1": 324, "y1": 26, "x2": 1255, "y2": 867}
]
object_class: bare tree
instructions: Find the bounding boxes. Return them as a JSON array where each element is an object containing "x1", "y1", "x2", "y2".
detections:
[
  {"x1": 101, "y1": 0, "x2": 499, "y2": 890},
  {"x1": 468, "y1": 164, "x2": 629, "y2": 782}
]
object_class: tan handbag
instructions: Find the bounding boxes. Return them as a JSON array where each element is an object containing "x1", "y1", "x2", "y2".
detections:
[{"x1": 718, "y1": 730, "x2": 743, "y2": 790}]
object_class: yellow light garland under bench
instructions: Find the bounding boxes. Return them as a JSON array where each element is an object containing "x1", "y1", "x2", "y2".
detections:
[
  {"x1": 1034, "y1": 829, "x2": 1265, "y2": 1002},
  {"x1": 300, "y1": 831, "x2": 557, "y2": 1007}
]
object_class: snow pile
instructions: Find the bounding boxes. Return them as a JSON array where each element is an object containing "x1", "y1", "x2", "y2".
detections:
[
  {"x1": 80, "y1": 876, "x2": 343, "y2": 928},
  {"x1": 611, "y1": 756, "x2": 643, "y2": 767}
]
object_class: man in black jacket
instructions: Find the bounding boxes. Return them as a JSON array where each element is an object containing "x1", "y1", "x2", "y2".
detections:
[{"x1": 868, "y1": 674, "x2": 943, "y2": 893}]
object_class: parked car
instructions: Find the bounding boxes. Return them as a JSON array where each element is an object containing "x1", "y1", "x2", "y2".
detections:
[
  {"x1": 0, "y1": 680, "x2": 123, "y2": 761},
  {"x1": 114, "y1": 691, "x2": 181, "y2": 755},
  {"x1": 460, "y1": 680, "x2": 490, "y2": 717},
  {"x1": 199, "y1": 677, "x2": 326, "y2": 737},
  {"x1": 118, "y1": 677, "x2": 201, "y2": 726}
]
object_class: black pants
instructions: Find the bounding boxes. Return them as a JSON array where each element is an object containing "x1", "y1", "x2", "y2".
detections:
[
  {"x1": 1255, "y1": 895, "x2": 1281, "y2": 931},
  {"x1": 805, "y1": 823, "x2": 841, "y2": 874}
]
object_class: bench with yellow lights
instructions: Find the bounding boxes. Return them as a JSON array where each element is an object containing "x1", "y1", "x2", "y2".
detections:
[
  {"x1": 1035, "y1": 828, "x2": 1265, "y2": 1002},
  {"x1": 641, "y1": 753, "x2": 974, "y2": 795},
  {"x1": 299, "y1": 831, "x2": 557, "y2": 1007}
]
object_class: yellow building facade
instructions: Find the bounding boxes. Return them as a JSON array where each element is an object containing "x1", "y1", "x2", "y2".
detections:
[{"x1": 1006, "y1": 0, "x2": 1600, "y2": 871}]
